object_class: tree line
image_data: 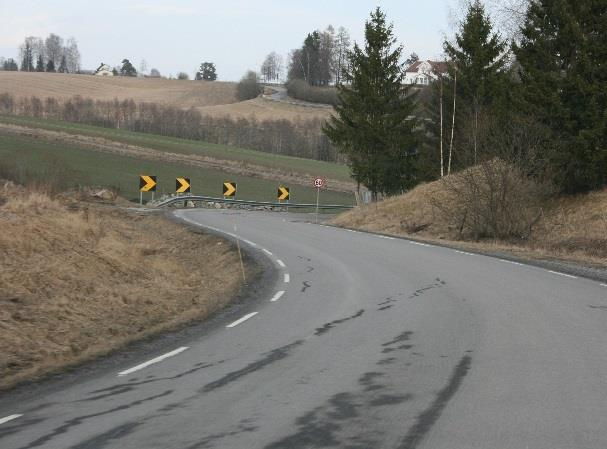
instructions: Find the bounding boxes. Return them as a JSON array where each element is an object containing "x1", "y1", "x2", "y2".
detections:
[
  {"x1": 0, "y1": 93, "x2": 342, "y2": 163},
  {"x1": 325, "y1": 2, "x2": 607, "y2": 202},
  {"x1": 11, "y1": 34, "x2": 81, "y2": 73}
]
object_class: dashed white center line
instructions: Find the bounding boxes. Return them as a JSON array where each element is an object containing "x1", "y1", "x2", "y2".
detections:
[
  {"x1": 226, "y1": 312, "x2": 258, "y2": 328},
  {"x1": 284, "y1": 273, "x2": 290, "y2": 283},
  {"x1": 600, "y1": 283, "x2": 607, "y2": 288},
  {"x1": 0, "y1": 414, "x2": 23, "y2": 425},
  {"x1": 276, "y1": 259, "x2": 286, "y2": 268},
  {"x1": 501, "y1": 259, "x2": 523, "y2": 266},
  {"x1": 270, "y1": 291, "x2": 286, "y2": 302},
  {"x1": 242, "y1": 239, "x2": 257, "y2": 248},
  {"x1": 262, "y1": 249, "x2": 273, "y2": 256},
  {"x1": 117, "y1": 347, "x2": 189, "y2": 377},
  {"x1": 548, "y1": 271, "x2": 578, "y2": 279}
]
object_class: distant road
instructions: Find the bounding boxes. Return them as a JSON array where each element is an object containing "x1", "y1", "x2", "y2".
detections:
[
  {"x1": 263, "y1": 84, "x2": 333, "y2": 109},
  {"x1": 1, "y1": 209, "x2": 606, "y2": 448}
]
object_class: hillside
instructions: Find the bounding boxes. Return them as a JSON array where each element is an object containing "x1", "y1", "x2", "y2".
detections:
[
  {"x1": 0, "y1": 72, "x2": 238, "y2": 108},
  {"x1": 333, "y1": 175, "x2": 607, "y2": 267},
  {"x1": 0, "y1": 182, "x2": 255, "y2": 389},
  {"x1": 197, "y1": 96, "x2": 332, "y2": 122},
  {"x1": 0, "y1": 72, "x2": 332, "y2": 123}
]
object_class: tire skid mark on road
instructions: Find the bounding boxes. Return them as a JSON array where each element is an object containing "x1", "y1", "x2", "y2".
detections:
[{"x1": 398, "y1": 355, "x2": 472, "y2": 449}]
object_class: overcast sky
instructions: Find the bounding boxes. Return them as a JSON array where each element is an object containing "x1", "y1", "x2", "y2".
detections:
[{"x1": 1, "y1": 0, "x2": 464, "y2": 81}]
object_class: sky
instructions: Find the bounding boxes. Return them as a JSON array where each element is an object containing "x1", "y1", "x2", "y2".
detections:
[{"x1": 0, "y1": 0, "x2": 464, "y2": 81}]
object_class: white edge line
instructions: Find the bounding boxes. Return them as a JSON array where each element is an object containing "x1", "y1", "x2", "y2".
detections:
[
  {"x1": 270, "y1": 291, "x2": 285, "y2": 302},
  {"x1": 262, "y1": 249, "x2": 273, "y2": 256},
  {"x1": 601, "y1": 283, "x2": 607, "y2": 288},
  {"x1": 410, "y1": 241, "x2": 431, "y2": 247},
  {"x1": 284, "y1": 273, "x2": 290, "y2": 283},
  {"x1": 501, "y1": 260, "x2": 523, "y2": 266},
  {"x1": 226, "y1": 312, "x2": 258, "y2": 328},
  {"x1": 276, "y1": 259, "x2": 286, "y2": 268},
  {"x1": 548, "y1": 270, "x2": 578, "y2": 279},
  {"x1": 0, "y1": 414, "x2": 23, "y2": 425},
  {"x1": 242, "y1": 239, "x2": 257, "y2": 248},
  {"x1": 117, "y1": 347, "x2": 189, "y2": 377}
]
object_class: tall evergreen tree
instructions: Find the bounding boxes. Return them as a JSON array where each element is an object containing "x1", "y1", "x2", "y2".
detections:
[
  {"x1": 446, "y1": 0, "x2": 509, "y2": 166},
  {"x1": 58, "y1": 55, "x2": 68, "y2": 73},
  {"x1": 513, "y1": 0, "x2": 607, "y2": 192},
  {"x1": 324, "y1": 8, "x2": 419, "y2": 198},
  {"x1": 120, "y1": 59, "x2": 137, "y2": 77},
  {"x1": 420, "y1": 0, "x2": 509, "y2": 179},
  {"x1": 46, "y1": 60, "x2": 55, "y2": 73},
  {"x1": 20, "y1": 42, "x2": 34, "y2": 71},
  {"x1": 195, "y1": 62, "x2": 217, "y2": 81},
  {"x1": 35, "y1": 55, "x2": 45, "y2": 72}
]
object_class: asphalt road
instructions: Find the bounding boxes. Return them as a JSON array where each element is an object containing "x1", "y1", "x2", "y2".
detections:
[{"x1": 1, "y1": 209, "x2": 607, "y2": 449}]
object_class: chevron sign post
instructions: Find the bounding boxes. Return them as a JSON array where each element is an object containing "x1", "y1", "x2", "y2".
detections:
[{"x1": 139, "y1": 175, "x2": 157, "y2": 205}]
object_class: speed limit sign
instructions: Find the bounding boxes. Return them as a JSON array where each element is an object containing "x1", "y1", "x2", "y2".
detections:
[{"x1": 314, "y1": 178, "x2": 325, "y2": 189}]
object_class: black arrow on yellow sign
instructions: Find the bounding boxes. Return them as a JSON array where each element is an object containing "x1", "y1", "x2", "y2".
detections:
[
  {"x1": 278, "y1": 186, "x2": 290, "y2": 201},
  {"x1": 139, "y1": 175, "x2": 157, "y2": 192},
  {"x1": 176, "y1": 177, "x2": 191, "y2": 194},
  {"x1": 223, "y1": 182, "x2": 237, "y2": 197}
]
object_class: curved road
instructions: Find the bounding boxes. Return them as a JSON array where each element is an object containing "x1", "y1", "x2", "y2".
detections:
[{"x1": 1, "y1": 209, "x2": 607, "y2": 448}]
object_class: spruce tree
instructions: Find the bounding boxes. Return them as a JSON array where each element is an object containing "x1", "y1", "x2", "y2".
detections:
[
  {"x1": 46, "y1": 60, "x2": 55, "y2": 73},
  {"x1": 35, "y1": 55, "x2": 45, "y2": 72},
  {"x1": 323, "y1": 8, "x2": 419, "y2": 198},
  {"x1": 433, "y1": 0, "x2": 509, "y2": 173},
  {"x1": 58, "y1": 55, "x2": 68, "y2": 73},
  {"x1": 513, "y1": 0, "x2": 607, "y2": 192}
]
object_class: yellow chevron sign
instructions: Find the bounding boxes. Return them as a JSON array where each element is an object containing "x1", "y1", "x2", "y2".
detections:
[
  {"x1": 176, "y1": 177, "x2": 191, "y2": 193},
  {"x1": 278, "y1": 186, "x2": 290, "y2": 201},
  {"x1": 223, "y1": 182, "x2": 237, "y2": 197},
  {"x1": 139, "y1": 175, "x2": 157, "y2": 192}
]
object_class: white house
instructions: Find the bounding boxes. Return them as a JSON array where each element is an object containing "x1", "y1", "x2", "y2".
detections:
[
  {"x1": 94, "y1": 63, "x2": 113, "y2": 77},
  {"x1": 404, "y1": 60, "x2": 447, "y2": 86}
]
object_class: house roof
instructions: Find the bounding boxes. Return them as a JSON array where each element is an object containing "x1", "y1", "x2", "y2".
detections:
[{"x1": 405, "y1": 60, "x2": 448, "y2": 74}]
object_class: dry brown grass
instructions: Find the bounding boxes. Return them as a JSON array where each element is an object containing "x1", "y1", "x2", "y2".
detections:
[
  {"x1": 0, "y1": 72, "x2": 238, "y2": 108},
  {"x1": 196, "y1": 97, "x2": 333, "y2": 122},
  {"x1": 333, "y1": 175, "x2": 607, "y2": 267},
  {"x1": 0, "y1": 181, "x2": 253, "y2": 389}
]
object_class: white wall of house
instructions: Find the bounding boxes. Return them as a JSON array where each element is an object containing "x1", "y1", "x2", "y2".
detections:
[{"x1": 404, "y1": 61, "x2": 443, "y2": 85}]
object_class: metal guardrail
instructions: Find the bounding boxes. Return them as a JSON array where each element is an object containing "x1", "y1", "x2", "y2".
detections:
[{"x1": 154, "y1": 195, "x2": 354, "y2": 210}]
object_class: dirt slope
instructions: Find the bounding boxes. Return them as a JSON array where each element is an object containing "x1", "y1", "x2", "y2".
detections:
[
  {"x1": 0, "y1": 182, "x2": 255, "y2": 389},
  {"x1": 0, "y1": 72, "x2": 237, "y2": 108},
  {"x1": 333, "y1": 177, "x2": 607, "y2": 267}
]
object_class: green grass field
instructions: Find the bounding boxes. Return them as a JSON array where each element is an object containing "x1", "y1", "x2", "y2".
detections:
[
  {"x1": 0, "y1": 115, "x2": 352, "y2": 183},
  {"x1": 0, "y1": 132, "x2": 354, "y2": 205}
]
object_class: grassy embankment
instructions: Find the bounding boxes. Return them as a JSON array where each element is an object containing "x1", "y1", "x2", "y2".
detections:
[
  {"x1": 333, "y1": 175, "x2": 607, "y2": 267},
  {"x1": 0, "y1": 182, "x2": 255, "y2": 390},
  {"x1": 0, "y1": 115, "x2": 354, "y2": 205}
]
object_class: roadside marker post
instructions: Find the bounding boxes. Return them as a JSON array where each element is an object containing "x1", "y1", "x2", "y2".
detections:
[
  {"x1": 278, "y1": 186, "x2": 290, "y2": 210},
  {"x1": 176, "y1": 177, "x2": 191, "y2": 207},
  {"x1": 139, "y1": 175, "x2": 157, "y2": 205},
  {"x1": 223, "y1": 182, "x2": 237, "y2": 200},
  {"x1": 176, "y1": 177, "x2": 191, "y2": 194},
  {"x1": 314, "y1": 178, "x2": 325, "y2": 223}
]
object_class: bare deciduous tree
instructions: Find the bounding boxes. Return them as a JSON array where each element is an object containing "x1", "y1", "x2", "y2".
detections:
[{"x1": 45, "y1": 34, "x2": 63, "y2": 69}]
